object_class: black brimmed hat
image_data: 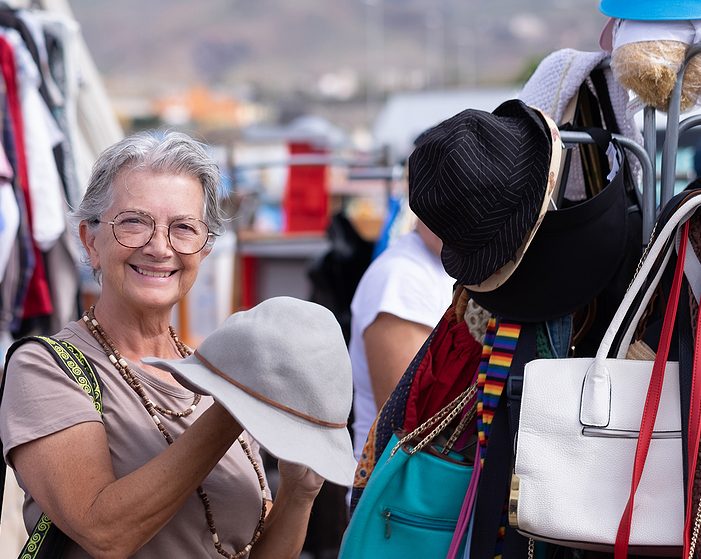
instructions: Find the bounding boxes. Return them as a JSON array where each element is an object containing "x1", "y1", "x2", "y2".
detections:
[{"x1": 408, "y1": 99, "x2": 559, "y2": 289}]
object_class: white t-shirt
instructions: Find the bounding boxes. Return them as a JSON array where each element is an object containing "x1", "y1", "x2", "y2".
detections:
[{"x1": 349, "y1": 230, "x2": 455, "y2": 459}]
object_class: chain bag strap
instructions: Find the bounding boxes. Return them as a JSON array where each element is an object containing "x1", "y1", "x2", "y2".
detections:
[
  {"x1": 689, "y1": 496, "x2": 701, "y2": 558},
  {"x1": 390, "y1": 383, "x2": 477, "y2": 459}
]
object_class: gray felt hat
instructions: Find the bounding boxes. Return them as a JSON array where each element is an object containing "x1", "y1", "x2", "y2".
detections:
[{"x1": 144, "y1": 296, "x2": 356, "y2": 486}]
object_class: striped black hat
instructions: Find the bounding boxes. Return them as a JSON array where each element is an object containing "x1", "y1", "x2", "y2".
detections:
[{"x1": 408, "y1": 99, "x2": 553, "y2": 286}]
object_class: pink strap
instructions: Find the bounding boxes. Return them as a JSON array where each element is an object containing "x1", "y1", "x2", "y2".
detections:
[
  {"x1": 614, "y1": 220, "x2": 689, "y2": 558},
  {"x1": 446, "y1": 445, "x2": 482, "y2": 559}
]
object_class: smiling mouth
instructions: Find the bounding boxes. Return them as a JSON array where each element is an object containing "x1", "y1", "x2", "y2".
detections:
[{"x1": 131, "y1": 265, "x2": 176, "y2": 278}]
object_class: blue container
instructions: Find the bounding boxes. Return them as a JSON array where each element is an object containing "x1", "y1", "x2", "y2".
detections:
[{"x1": 600, "y1": 0, "x2": 701, "y2": 20}]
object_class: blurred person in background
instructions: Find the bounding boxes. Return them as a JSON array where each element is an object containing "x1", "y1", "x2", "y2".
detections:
[{"x1": 349, "y1": 217, "x2": 455, "y2": 459}]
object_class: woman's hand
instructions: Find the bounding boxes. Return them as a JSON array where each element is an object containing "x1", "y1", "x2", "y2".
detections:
[
  {"x1": 250, "y1": 461, "x2": 324, "y2": 558},
  {"x1": 277, "y1": 460, "x2": 324, "y2": 499}
]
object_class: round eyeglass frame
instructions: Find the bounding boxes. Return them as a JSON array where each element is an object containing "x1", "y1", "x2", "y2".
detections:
[{"x1": 96, "y1": 210, "x2": 215, "y2": 255}]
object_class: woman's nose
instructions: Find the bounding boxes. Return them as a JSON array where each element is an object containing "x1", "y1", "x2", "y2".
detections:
[{"x1": 143, "y1": 224, "x2": 173, "y2": 254}]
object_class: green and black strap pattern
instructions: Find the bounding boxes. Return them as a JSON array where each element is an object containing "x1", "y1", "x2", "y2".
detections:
[
  {"x1": 1, "y1": 336, "x2": 103, "y2": 559},
  {"x1": 31, "y1": 337, "x2": 103, "y2": 415}
]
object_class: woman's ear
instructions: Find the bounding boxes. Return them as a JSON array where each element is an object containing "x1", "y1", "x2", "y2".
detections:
[
  {"x1": 79, "y1": 220, "x2": 100, "y2": 271},
  {"x1": 200, "y1": 243, "x2": 214, "y2": 260}
]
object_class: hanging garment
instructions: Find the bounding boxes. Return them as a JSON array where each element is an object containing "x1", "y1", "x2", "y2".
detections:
[
  {"x1": 1, "y1": 96, "x2": 36, "y2": 333},
  {"x1": 6, "y1": 9, "x2": 85, "y2": 214},
  {"x1": 0, "y1": 8, "x2": 56, "y2": 109},
  {"x1": 402, "y1": 294, "x2": 482, "y2": 432},
  {"x1": 0, "y1": 27, "x2": 65, "y2": 251},
  {"x1": 0, "y1": 142, "x2": 18, "y2": 280},
  {"x1": 15, "y1": 9, "x2": 64, "y2": 109},
  {"x1": 30, "y1": 11, "x2": 85, "y2": 206},
  {"x1": 0, "y1": 35, "x2": 53, "y2": 319}
]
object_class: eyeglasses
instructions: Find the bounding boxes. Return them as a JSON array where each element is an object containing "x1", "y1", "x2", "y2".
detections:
[{"x1": 97, "y1": 210, "x2": 214, "y2": 255}]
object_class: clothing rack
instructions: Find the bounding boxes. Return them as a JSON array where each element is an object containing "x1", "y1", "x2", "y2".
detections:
[
  {"x1": 558, "y1": 129, "x2": 655, "y2": 242},
  {"x1": 566, "y1": 44, "x2": 701, "y2": 246}
]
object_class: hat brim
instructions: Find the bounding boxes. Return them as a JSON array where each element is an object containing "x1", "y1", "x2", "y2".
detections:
[
  {"x1": 470, "y1": 149, "x2": 631, "y2": 321},
  {"x1": 143, "y1": 355, "x2": 357, "y2": 487},
  {"x1": 465, "y1": 108, "x2": 563, "y2": 293}
]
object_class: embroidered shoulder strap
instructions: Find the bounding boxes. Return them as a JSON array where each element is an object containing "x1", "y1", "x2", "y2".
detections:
[{"x1": 0, "y1": 336, "x2": 103, "y2": 559}]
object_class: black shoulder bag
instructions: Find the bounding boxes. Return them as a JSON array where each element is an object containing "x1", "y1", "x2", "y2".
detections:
[{"x1": 0, "y1": 336, "x2": 103, "y2": 559}]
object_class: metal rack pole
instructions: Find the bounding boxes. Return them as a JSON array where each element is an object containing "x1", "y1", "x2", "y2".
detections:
[
  {"x1": 560, "y1": 130, "x2": 655, "y2": 243},
  {"x1": 660, "y1": 43, "x2": 701, "y2": 207},
  {"x1": 643, "y1": 105, "x2": 657, "y2": 208},
  {"x1": 678, "y1": 114, "x2": 701, "y2": 137}
]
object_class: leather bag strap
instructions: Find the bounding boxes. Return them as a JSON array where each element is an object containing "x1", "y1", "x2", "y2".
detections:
[
  {"x1": 580, "y1": 191, "x2": 701, "y2": 428},
  {"x1": 614, "y1": 220, "x2": 689, "y2": 558},
  {"x1": 614, "y1": 189, "x2": 701, "y2": 359}
]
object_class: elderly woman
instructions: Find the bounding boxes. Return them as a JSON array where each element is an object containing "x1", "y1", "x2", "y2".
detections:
[{"x1": 0, "y1": 130, "x2": 323, "y2": 558}]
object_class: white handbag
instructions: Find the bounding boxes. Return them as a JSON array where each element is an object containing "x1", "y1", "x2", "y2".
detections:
[{"x1": 509, "y1": 192, "x2": 701, "y2": 557}]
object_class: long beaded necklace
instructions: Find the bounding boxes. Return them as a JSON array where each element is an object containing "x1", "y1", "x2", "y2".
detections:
[{"x1": 83, "y1": 306, "x2": 266, "y2": 558}]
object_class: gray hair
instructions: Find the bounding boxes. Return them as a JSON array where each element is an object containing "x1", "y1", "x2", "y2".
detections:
[{"x1": 74, "y1": 130, "x2": 225, "y2": 233}]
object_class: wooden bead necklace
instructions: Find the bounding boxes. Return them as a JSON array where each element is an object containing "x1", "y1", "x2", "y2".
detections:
[{"x1": 83, "y1": 306, "x2": 266, "y2": 558}]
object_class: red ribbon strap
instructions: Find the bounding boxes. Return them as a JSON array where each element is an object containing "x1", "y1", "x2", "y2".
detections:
[{"x1": 614, "y1": 220, "x2": 689, "y2": 559}]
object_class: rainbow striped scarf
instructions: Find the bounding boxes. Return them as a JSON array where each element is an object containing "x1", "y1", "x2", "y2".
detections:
[
  {"x1": 476, "y1": 317, "x2": 521, "y2": 464},
  {"x1": 474, "y1": 317, "x2": 522, "y2": 559}
]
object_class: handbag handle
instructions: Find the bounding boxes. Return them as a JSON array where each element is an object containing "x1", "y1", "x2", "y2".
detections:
[
  {"x1": 613, "y1": 219, "x2": 689, "y2": 558},
  {"x1": 612, "y1": 231, "x2": 672, "y2": 359},
  {"x1": 580, "y1": 192, "x2": 701, "y2": 427},
  {"x1": 615, "y1": 188, "x2": 701, "y2": 359}
]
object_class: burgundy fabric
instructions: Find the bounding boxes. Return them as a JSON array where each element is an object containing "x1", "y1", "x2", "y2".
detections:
[
  {"x1": 403, "y1": 304, "x2": 482, "y2": 433},
  {"x1": 0, "y1": 36, "x2": 52, "y2": 318}
]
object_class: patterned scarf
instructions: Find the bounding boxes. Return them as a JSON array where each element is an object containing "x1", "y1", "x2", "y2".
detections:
[{"x1": 476, "y1": 318, "x2": 521, "y2": 464}]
